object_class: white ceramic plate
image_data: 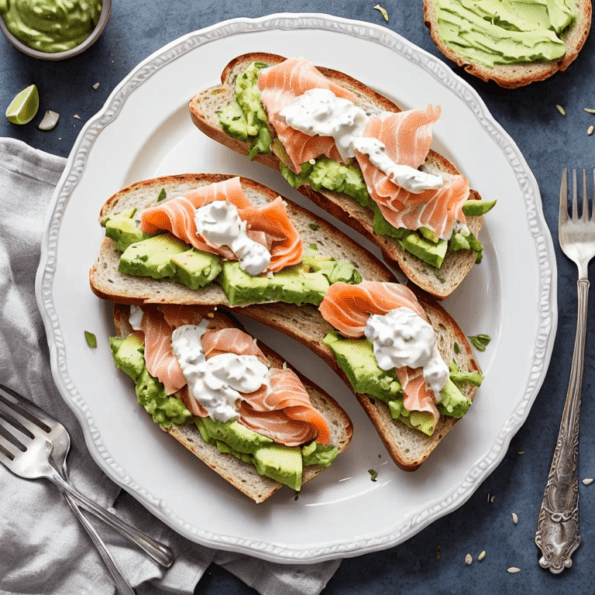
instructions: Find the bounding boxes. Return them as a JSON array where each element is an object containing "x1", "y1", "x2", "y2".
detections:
[{"x1": 36, "y1": 14, "x2": 557, "y2": 563}]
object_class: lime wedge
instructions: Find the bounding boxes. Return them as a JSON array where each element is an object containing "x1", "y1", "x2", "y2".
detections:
[{"x1": 5, "y1": 84, "x2": 40, "y2": 125}]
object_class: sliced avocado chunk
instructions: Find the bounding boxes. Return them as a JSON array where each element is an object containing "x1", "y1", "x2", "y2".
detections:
[
  {"x1": 105, "y1": 208, "x2": 151, "y2": 253},
  {"x1": 214, "y1": 440, "x2": 254, "y2": 464},
  {"x1": 302, "y1": 441, "x2": 339, "y2": 468},
  {"x1": 171, "y1": 249, "x2": 222, "y2": 290},
  {"x1": 399, "y1": 232, "x2": 448, "y2": 269},
  {"x1": 219, "y1": 100, "x2": 250, "y2": 141},
  {"x1": 401, "y1": 410, "x2": 436, "y2": 436},
  {"x1": 134, "y1": 367, "x2": 192, "y2": 427},
  {"x1": 110, "y1": 334, "x2": 145, "y2": 382},
  {"x1": 438, "y1": 378, "x2": 473, "y2": 419},
  {"x1": 449, "y1": 359, "x2": 484, "y2": 388},
  {"x1": 462, "y1": 199, "x2": 497, "y2": 217},
  {"x1": 119, "y1": 233, "x2": 188, "y2": 279},
  {"x1": 218, "y1": 261, "x2": 331, "y2": 306},
  {"x1": 323, "y1": 332, "x2": 402, "y2": 402},
  {"x1": 254, "y1": 444, "x2": 303, "y2": 491},
  {"x1": 199, "y1": 417, "x2": 274, "y2": 454},
  {"x1": 303, "y1": 254, "x2": 362, "y2": 285}
]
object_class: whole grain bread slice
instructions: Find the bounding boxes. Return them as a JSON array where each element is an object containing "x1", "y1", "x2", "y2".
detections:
[
  {"x1": 90, "y1": 173, "x2": 392, "y2": 306},
  {"x1": 94, "y1": 174, "x2": 480, "y2": 472},
  {"x1": 113, "y1": 302, "x2": 353, "y2": 503},
  {"x1": 188, "y1": 52, "x2": 484, "y2": 300},
  {"x1": 423, "y1": 0, "x2": 591, "y2": 88}
]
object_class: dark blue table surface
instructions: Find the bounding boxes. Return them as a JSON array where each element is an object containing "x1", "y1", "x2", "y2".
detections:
[{"x1": 3, "y1": 2, "x2": 595, "y2": 594}]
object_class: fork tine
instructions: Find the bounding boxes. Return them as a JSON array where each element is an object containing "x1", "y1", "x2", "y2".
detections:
[
  {"x1": 0, "y1": 384, "x2": 52, "y2": 433},
  {"x1": 0, "y1": 421, "x2": 27, "y2": 453},
  {"x1": 0, "y1": 394, "x2": 51, "y2": 442},
  {"x1": 559, "y1": 168, "x2": 569, "y2": 226},
  {"x1": 571, "y1": 169, "x2": 579, "y2": 219},
  {"x1": 581, "y1": 169, "x2": 589, "y2": 221}
]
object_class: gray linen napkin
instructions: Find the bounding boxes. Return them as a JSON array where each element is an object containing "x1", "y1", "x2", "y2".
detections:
[{"x1": 0, "y1": 138, "x2": 340, "y2": 595}]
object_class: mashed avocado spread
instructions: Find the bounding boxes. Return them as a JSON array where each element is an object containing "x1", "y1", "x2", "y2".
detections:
[
  {"x1": 434, "y1": 0, "x2": 576, "y2": 68},
  {"x1": 110, "y1": 333, "x2": 338, "y2": 490},
  {"x1": 0, "y1": 0, "x2": 102, "y2": 53},
  {"x1": 219, "y1": 61, "x2": 495, "y2": 270}
]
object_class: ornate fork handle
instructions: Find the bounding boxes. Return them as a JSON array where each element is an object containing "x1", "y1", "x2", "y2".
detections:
[{"x1": 535, "y1": 278, "x2": 588, "y2": 573}]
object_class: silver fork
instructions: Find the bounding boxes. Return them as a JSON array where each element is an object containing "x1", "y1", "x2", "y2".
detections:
[
  {"x1": 0, "y1": 384, "x2": 174, "y2": 573},
  {"x1": 535, "y1": 168, "x2": 595, "y2": 573}
]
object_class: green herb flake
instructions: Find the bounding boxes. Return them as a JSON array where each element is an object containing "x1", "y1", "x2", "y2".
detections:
[
  {"x1": 556, "y1": 105, "x2": 566, "y2": 116},
  {"x1": 157, "y1": 189, "x2": 166, "y2": 202},
  {"x1": 374, "y1": 3, "x2": 389, "y2": 21},
  {"x1": 309, "y1": 222, "x2": 320, "y2": 231},
  {"x1": 469, "y1": 334, "x2": 491, "y2": 352},
  {"x1": 454, "y1": 342, "x2": 461, "y2": 354},
  {"x1": 368, "y1": 468, "x2": 378, "y2": 482},
  {"x1": 309, "y1": 243, "x2": 318, "y2": 251},
  {"x1": 84, "y1": 331, "x2": 97, "y2": 348}
]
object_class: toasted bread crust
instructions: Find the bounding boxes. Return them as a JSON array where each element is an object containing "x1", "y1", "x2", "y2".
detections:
[
  {"x1": 96, "y1": 175, "x2": 480, "y2": 472},
  {"x1": 188, "y1": 52, "x2": 484, "y2": 299},
  {"x1": 113, "y1": 303, "x2": 353, "y2": 503},
  {"x1": 423, "y1": 0, "x2": 592, "y2": 88}
]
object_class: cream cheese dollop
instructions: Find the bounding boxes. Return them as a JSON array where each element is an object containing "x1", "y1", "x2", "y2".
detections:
[
  {"x1": 171, "y1": 320, "x2": 271, "y2": 422},
  {"x1": 279, "y1": 88, "x2": 443, "y2": 193},
  {"x1": 364, "y1": 307, "x2": 449, "y2": 398},
  {"x1": 194, "y1": 200, "x2": 271, "y2": 275}
]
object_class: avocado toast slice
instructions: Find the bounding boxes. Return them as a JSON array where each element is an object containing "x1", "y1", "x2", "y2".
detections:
[
  {"x1": 111, "y1": 303, "x2": 353, "y2": 503},
  {"x1": 188, "y1": 53, "x2": 490, "y2": 300}
]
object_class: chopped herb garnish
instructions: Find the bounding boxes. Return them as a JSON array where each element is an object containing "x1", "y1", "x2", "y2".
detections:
[
  {"x1": 309, "y1": 222, "x2": 320, "y2": 231},
  {"x1": 84, "y1": 331, "x2": 97, "y2": 348},
  {"x1": 368, "y1": 468, "x2": 378, "y2": 482},
  {"x1": 556, "y1": 105, "x2": 566, "y2": 116},
  {"x1": 157, "y1": 189, "x2": 166, "y2": 202},
  {"x1": 374, "y1": 3, "x2": 389, "y2": 21},
  {"x1": 469, "y1": 334, "x2": 491, "y2": 352}
]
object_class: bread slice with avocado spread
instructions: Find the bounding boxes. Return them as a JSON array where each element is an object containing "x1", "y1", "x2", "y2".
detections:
[
  {"x1": 188, "y1": 53, "x2": 495, "y2": 300},
  {"x1": 91, "y1": 173, "x2": 482, "y2": 471},
  {"x1": 111, "y1": 302, "x2": 353, "y2": 503},
  {"x1": 89, "y1": 173, "x2": 385, "y2": 308},
  {"x1": 423, "y1": 0, "x2": 591, "y2": 88}
]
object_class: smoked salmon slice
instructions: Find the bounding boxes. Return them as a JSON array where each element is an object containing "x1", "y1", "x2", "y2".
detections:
[
  {"x1": 258, "y1": 57, "x2": 355, "y2": 172},
  {"x1": 395, "y1": 367, "x2": 440, "y2": 431},
  {"x1": 139, "y1": 306, "x2": 188, "y2": 396},
  {"x1": 354, "y1": 106, "x2": 469, "y2": 240},
  {"x1": 136, "y1": 306, "x2": 331, "y2": 446},
  {"x1": 139, "y1": 177, "x2": 303, "y2": 273},
  {"x1": 319, "y1": 281, "x2": 443, "y2": 433},
  {"x1": 319, "y1": 281, "x2": 428, "y2": 338}
]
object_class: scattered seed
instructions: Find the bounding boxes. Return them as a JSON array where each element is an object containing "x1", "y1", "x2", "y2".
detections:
[
  {"x1": 491, "y1": 495, "x2": 495, "y2": 503},
  {"x1": 478, "y1": 550, "x2": 486, "y2": 561},
  {"x1": 585, "y1": 108, "x2": 595, "y2": 114},
  {"x1": 73, "y1": 114, "x2": 81, "y2": 120},
  {"x1": 507, "y1": 567, "x2": 521, "y2": 574},
  {"x1": 93, "y1": 82, "x2": 100, "y2": 90},
  {"x1": 487, "y1": 493, "x2": 491, "y2": 502},
  {"x1": 374, "y1": 3, "x2": 389, "y2": 21},
  {"x1": 588, "y1": 126, "x2": 594, "y2": 136},
  {"x1": 582, "y1": 478, "x2": 594, "y2": 485},
  {"x1": 517, "y1": 451, "x2": 525, "y2": 455},
  {"x1": 465, "y1": 554, "x2": 473, "y2": 565},
  {"x1": 556, "y1": 105, "x2": 566, "y2": 116},
  {"x1": 512, "y1": 512, "x2": 519, "y2": 525}
]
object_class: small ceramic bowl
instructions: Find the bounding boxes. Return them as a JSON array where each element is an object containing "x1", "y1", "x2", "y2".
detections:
[{"x1": 0, "y1": 0, "x2": 112, "y2": 60}]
